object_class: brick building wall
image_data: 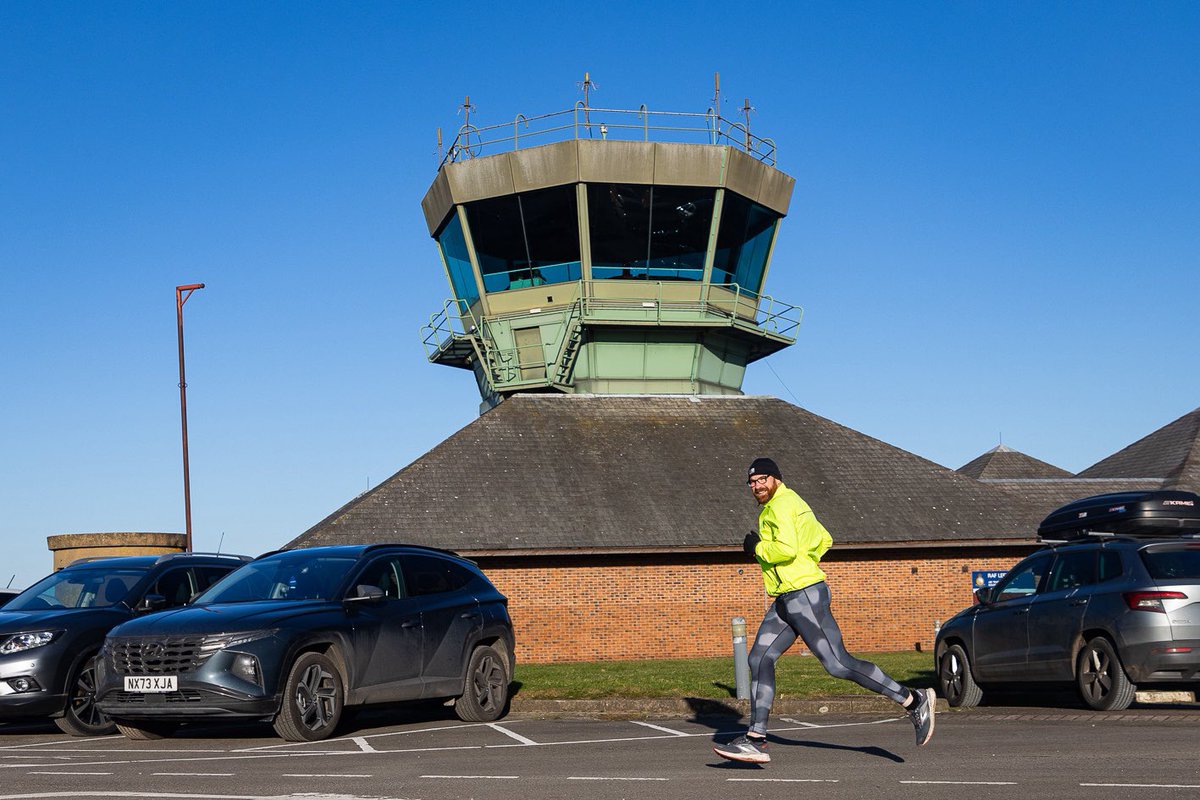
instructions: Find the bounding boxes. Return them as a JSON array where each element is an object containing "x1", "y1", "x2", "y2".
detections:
[{"x1": 477, "y1": 546, "x2": 1036, "y2": 664}]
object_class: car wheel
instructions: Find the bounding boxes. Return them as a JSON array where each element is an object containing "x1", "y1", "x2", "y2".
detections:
[
  {"x1": 938, "y1": 643, "x2": 983, "y2": 708},
  {"x1": 1077, "y1": 636, "x2": 1135, "y2": 711},
  {"x1": 454, "y1": 644, "x2": 509, "y2": 722},
  {"x1": 54, "y1": 654, "x2": 116, "y2": 736},
  {"x1": 116, "y1": 720, "x2": 178, "y2": 740},
  {"x1": 273, "y1": 651, "x2": 343, "y2": 742}
]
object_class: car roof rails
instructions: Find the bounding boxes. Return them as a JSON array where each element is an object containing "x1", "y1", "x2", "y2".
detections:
[
  {"x1": 66, "y1": 555, "x2": 119, "y2": 567},
  {"x1": 153, "y1": 552, "x2": 253, "y2": 565},
  {"x1": 1037, "y1": 490, "x2": 1200, "y2": 543}
]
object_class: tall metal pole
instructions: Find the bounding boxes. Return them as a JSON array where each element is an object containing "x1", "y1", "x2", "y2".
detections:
[{"x1": 176, "y1": 283, "x2": 204, "y2": 552}]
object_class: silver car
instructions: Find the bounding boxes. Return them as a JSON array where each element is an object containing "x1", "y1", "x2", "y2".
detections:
[{"x1": 936, "y1": 492, "x2": 1200, "y2": 711}]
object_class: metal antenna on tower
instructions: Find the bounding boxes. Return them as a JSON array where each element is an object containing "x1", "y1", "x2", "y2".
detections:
[
  {"x1": 742, "y1": 97, "x2": 755, "y2": 152},
  {"x1": 710, "y1": 72, "x2": 722, "y2": 144},
  {"x1": 454, "y1": 95, "x2": 477, "y2": 159},
  {"x1": 458, "y1": 95, "x2": 475, "y2": 127},
  {"x1": 577, "y1": 71, "x2": 597, "y2": 133},
  {"x1": 436, "y1": 127, "x2": 443, "y2": 162}
]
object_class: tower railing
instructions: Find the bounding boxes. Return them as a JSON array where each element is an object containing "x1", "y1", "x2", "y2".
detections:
[
  {"x1": 420, "y1": 282, "x2": 802, "y2": 390},
  {"x1": 442, "y1": 104, "x2": 778, "y2": 168}
]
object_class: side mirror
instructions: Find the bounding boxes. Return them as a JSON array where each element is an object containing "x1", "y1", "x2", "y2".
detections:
[
  {"x1": 138, "y1": 594, "x2": 168, "y2": 613},
  {"x1": 974, "y1": 587, "x2": 993, "y2": 606},
  {"x1": 344, "y1": 584, "x2": 385, "y2": 604}
]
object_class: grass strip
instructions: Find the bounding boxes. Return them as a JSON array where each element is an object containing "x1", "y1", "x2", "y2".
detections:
[{"x1": 513, "y1": 651, "x2": 935, "y2": 700}]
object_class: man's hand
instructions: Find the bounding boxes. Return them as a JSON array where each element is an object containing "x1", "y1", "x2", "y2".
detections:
[{"x1": 743, "y1": 531, "x2": 760, "y2": 559}]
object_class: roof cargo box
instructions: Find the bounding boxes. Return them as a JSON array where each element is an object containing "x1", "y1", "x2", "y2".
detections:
[{"x1": 1038, "y1": 491, "x2": 1200, "y2": 541}]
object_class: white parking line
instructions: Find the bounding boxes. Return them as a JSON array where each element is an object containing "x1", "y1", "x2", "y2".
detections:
[
  {"x1": 631, "y1": 721, "x2": 689, "y2": 736},
  {"x1": 421, "y1": 774, "x2": 519, "y2": 779},
  {"x1": 26, "y1": 771, "x2": 114, "y2": 776},
  {"x1": 351, "y1": 737, "x2": 378, "y2": 753},
  {"x1": 487, "y1": 723, "x2": 538, "y2": 745},
  {"x1": 728, "y1": 777, "x2": 839, "y2": 783},
  {"x1": 780, "y1": 717, "x2": 821, "y2": 727},
  {"x1": 234, "y1": 720, "x2": 487, "y2": 751},
  {"x1": 283, "y1": 773, "x2": 373, "y2": 778},
  {"x1": 1081, "y1": 784, "x2": 1200, "y2": 789},
  {"x1": 568, "y1": 776, "x2": 669, "y2": 781},
  {"x1": 0, "y1": 739, "x2": 112, "y2": 750},
  {"x1": 152, "y1": 773, "x2": 234, "y2": 777},
  {"x1": 900, "y1": 780, "x2": 1018, "y2": 785}
]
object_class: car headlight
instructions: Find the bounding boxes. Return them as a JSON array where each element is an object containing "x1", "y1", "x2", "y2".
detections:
[
  {"x1": 198, "y1": 629, "x2": 278, "y2": 657},
  {"x1": 0, "y1": 631, "x2": 61, "y2": 655}
]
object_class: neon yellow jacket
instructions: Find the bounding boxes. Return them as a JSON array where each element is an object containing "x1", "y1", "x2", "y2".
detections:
[{"x1": 752, "y1": 483, "x2": 833, "y2": 595}]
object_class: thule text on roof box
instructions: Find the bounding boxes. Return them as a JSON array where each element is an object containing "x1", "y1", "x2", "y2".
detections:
[{"x1": 1037, "y1": 490, "x2": 1200, "y2": 542}]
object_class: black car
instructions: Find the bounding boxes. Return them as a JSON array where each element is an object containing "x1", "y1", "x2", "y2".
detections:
[
  {"x1": 0, "y1": 589, "x2": 19, "y2": 608},
  {"x1": 936, "y1": 490, "x2": 1200, "y2": 710},
  {"x1": 94, "y1": 544, "x2": 515, "y2": 742},
  {"x1": 0, "y1": 553, "x2": 250, "y2": 735}
]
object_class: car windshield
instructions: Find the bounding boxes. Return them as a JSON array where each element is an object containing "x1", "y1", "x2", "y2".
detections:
[
  {"x1": 4, "y1": 567, "x2": 146, "y2": 611},
  {"x1": 1140, "y1": 545, "x2": 1200, "y2": 580},
  {"x1": 194, "y1": 554, "x2": 357, "y2": 603}
]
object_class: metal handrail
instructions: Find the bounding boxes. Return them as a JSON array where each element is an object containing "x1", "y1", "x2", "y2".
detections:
[
  {"x1": 439, "y1": 105, "x2": 778, "y2": 168},
  {"x1": 422, "y1": 281, "x2": 802, "y2": 376},
  {"x1": 420, "y1": 297, "x2": 479, "y2": 358}
]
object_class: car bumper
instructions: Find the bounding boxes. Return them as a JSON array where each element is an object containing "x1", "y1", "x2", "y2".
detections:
[
  {"x1": 0, "y1": 691, "x2": 67, "y2": 718},
  {"x1": 1121, "y1": 639, "x2": 1200, "y2": 683},
  {"x1": 0, "y1": 652, "x2": 67, "y2": 719},
  {"x1": 96, "y1": 685, "x2": 279, "y2": 720}
]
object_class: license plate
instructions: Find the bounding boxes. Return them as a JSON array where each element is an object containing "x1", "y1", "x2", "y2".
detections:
[{"x1": 124, "y1": 675, "x2": 177, "y2": 693}]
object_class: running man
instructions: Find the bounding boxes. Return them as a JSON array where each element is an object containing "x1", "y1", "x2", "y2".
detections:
[{"x1": 714, "y1": 457, "x2": 935, "y2": 764}]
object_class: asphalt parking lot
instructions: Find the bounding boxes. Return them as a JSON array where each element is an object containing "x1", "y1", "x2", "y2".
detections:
[{"x1": 2, "y1": 703, "x2": 1199, "y2": 800}]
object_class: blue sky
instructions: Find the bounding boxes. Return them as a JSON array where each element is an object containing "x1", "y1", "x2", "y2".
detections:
[{"x1": 2, "y1": 2, "x2": 1197, "y2": 588}]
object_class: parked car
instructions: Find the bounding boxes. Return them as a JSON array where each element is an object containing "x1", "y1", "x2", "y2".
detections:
[
  {"x1": 0, "y1": 589, "x2": 19, "y2": 608},
  {"x1": 95, "y1": 544, "x2": 515, "y2": 742},
  {"x1": 936, "y1": 490, "x2": 1200, "y2": 710},
  {"x1": 0, "y1": 552, "x2": 250, "y2": 734}
]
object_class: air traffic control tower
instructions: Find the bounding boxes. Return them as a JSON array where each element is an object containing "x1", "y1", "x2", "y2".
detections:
[{"x1": 420, "y1": 100, "x2": 800, "y2": 410}]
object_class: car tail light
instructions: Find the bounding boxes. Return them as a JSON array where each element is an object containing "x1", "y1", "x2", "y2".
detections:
[{"x1": 1124, "y1": 591, "x2": 1187, "y2": 612}]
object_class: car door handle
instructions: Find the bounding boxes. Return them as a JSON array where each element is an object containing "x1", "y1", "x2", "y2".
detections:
[
  {"x1": 1070, "y1": 599, "x2": 1088, "y2": 606},
  {"x1": 401, "y1": 620, "x2": 420, "y2": 629},
  {"x1": 1013, "y1": 608, "x2": 1030, "y2": 615},
  {"x1": 460, "y1": 611, "x2": 482, "y2": 620}
]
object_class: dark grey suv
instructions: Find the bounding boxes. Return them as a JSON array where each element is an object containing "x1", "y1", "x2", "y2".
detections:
[
  {"x1": 94, "y1": 544, "x2": 515, "y2": 741},
  {"x1": 0, "y1": 553, "x2": 249, "y2": 734},
  {"x1": 936, "y1": 491, "x2": 1200, "y2": 710}
]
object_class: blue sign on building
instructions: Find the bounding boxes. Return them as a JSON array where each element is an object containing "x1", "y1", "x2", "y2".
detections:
[{"x1": 971, "y1": 570, "x2": 1007, "y2": 589}]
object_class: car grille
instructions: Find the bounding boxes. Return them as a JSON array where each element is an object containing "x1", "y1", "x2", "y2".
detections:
[
  {"x1": 109, "y1": 690, "x2": 206, "y2": 704},
  {"x1": 110, "y1": 636, "x2": 209, "y2": 674}
]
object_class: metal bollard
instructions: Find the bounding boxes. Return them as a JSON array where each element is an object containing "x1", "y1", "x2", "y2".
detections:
[{"x1": 732, "y1": 616, "x2": 751, "y2": 699}]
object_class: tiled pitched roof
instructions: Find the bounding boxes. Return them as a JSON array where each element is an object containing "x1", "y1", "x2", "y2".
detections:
[
  {"x1": 291, "y1": 395, "x2": 1052, "y2": 553},
  {"x1": 1076, "y1": 407, "x2": 1200, "y2": 492},
  {"x1": 958, "y1": 444, "x2": 1072, "y2": 480}
]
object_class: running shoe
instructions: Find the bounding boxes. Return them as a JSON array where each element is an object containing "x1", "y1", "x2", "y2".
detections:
[
  {"x1": 907, "y1": 687, "x2": 936, "y2": 746},
  {"x1": 713, "y1": 734, "x2": 770, "y2": 763}
]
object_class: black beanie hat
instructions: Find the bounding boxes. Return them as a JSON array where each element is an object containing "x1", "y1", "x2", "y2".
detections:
[{"x1": 747, "y1": 457, "x2": 782, "y2": 483}]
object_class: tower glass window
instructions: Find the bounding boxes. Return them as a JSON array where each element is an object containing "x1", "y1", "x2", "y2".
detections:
[
  {"x1": 466, "y1": 194, "x2": 527, "y2": 293},
  {"x1": 711, "y1": 192, "x2": 779, "y2": 292},
  {"x1": 436, "y1": 213, "x2": 479, "y2": 307},
  {"x1": 588, "y1": 183, "x2": 651, "y2": 279},
  {"x1": 465, "y1": 186, "x2": 581, "y2": 292},
  {"x1": 647, "y1": 186, "x2": 714, "y2": 280},
  {"x1": 520, "y1": 185, "x2": 581, "y2": 286},
  {"x1": 589, "y1": 183, "x2": 714, "y2": 280}
]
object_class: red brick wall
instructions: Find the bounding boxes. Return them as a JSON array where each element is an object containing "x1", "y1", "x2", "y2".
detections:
[{"x1": 477, "y1": 547, "x2": 1035, "y2": 664}]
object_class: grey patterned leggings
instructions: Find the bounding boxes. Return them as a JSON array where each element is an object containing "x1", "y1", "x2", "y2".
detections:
[{"x1": 747, "y1": 581, "x2": 907, "y2": 734}]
